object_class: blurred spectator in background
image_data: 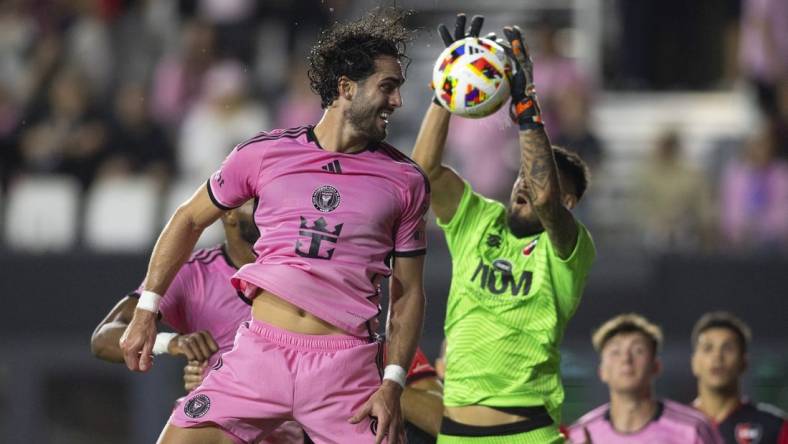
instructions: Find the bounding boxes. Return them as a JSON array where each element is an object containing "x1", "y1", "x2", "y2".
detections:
[
  {"x1": 634, "y1": 130, "x2": 714, "y2": 253},
  {"x1": 196, "y1": 0, "x2": 257, "y2": 63},
  {"x1": 16, "y1": 68, "x2": 109, "y2": 189},
  {"x1": 150, "y1": 19, "x2": 217, "y2": 128},
  {"x1": 0, "y1": 84, "x2": 19, "y2": 187},
  {"x1": 739, "y1": 0, "x2": 788, "y2": 119},
  {"x1": 113, "y1": 0, "x2": 169, "y2": 87},
  {"x1": 63, "y1": 0, "x2": 114, "y2": 99},
  {"x1": 0, "y1": 0, "x2": 36, "y2": 106},
  {"x1": 720, "y1": 124, "x2": 788, "y2": 253},
  {"x1": 775, "y1": 79, "x2": 788, "y2": 156},
  {"x1": 177, "y1": 60, "x2": 270, "y2": 182},
  {"x1": 16, "y1": 31, "x2": 63, "y2": 117},
  {"x1": 274, "y1": 60, "x2": 322, "y2": 129},
  {"x1": 553, "y1": 87, "x2": 604, "y2": 172},
  {"x1": 532, "y1": 20, "x2": 590, "y2": 139},
  {"x1": 98, "y1": 82, "x2": 174, "y2": 186}
]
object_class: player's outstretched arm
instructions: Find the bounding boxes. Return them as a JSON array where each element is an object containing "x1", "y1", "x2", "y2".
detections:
[
  {"x1": 505, "y1": 25, "x2": 578, "y2": 258},
  {"x1": 119, "y1": 186, "x2": 223, "y2": 372},
  {"x1": 401, "y1": 376, "x2": 443, "y2": 437},
  {"x1": 411, "y1": 14, "x2": 484, "y2": 223},
  {"x1": 91, "y1": 296, "x2": 137, "y2": 363},
  {"x1": 92, "y1": 294, "x2": 219, "y2": 364},
  {"x1": 385, "y1": 255, "x2": 426, "y2": 388},
  {"x1": 411, "y1": 104, "x2": 464, "y2": 222}
]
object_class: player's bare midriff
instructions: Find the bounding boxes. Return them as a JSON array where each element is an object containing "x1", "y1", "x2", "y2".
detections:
[
  {"x1": 445, "y1": 405, "x2": 529, "y2": 426},
  {"x1": 251, "y1": 289, "x2": 347, "y2": 335}
]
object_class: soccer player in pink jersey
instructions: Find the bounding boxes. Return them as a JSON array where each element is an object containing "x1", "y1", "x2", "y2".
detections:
[
  {"x1": 92, "y1": 202, "x2": 256, "y2": 369},
  {"x1": 567, "y1": 314, "x2": 722, "y2": 444},
  {"x1": 691, "y1": 312, "x2": 788, "y2": 444},
  {"x1": 91, "y1": 202, "x2": 306, "y2": 444},
  {"x1": 119, "y1": 8, "x2": 428, "y2": 444}
]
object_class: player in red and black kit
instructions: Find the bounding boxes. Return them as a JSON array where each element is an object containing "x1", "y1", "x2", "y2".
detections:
[{"x1": 691, "y1": 312, "x2": 788, "y2": 444}]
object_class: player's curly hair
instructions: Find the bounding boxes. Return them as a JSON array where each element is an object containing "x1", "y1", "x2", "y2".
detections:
[{"x1": 308, "y1": 8, "x2": 415, "y2": 109}]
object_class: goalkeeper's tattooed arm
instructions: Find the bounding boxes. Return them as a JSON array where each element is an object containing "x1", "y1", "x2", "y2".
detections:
[{"x1": 505, "y1": 25, "x2": 578, "y2": 258}]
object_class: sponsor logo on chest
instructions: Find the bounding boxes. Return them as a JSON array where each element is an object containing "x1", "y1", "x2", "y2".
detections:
[{"x1": 470, "y1": 258, "x2": 533, "y2": 296}]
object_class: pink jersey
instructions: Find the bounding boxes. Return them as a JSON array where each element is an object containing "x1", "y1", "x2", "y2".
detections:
[
  {"x1": 568, "y1": 399, "x2": 723, "y2": 444},
  {"x1": 134, "y1": 245, "x2": 251, "y2": 369},
  {"x1": 207, "y1": 126, "x2": 429, "y2": 336}
]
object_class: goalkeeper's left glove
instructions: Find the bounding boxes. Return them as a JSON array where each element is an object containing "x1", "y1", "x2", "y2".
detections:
[{"x1": 502, "y1": 25, "x2": 543, "y2": 130}]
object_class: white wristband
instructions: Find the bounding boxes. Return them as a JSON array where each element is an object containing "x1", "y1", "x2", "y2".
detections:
[
  {"x1": 137, "y1": 290, "x2": 162, "y2": 313},
  {"x1": 383, "y1": 364, "x2": 407, "y2": 388},
  {"x1": 153, "y1": 332, "x2": 178, "y2": 355}
]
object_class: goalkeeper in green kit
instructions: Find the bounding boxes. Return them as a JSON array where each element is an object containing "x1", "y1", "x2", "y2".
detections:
[{"x1": 412, "y1": 14, "x2": 596, "y2": 443}]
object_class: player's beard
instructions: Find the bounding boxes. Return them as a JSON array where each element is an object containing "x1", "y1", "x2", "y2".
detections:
[
  {"x1": 506, "y1": 209, "x2": 543, "y2": 238},
  {"x1": 238, "y1": 218, "x2": 260, "y2": 246},
  {"x1": 346, "y1": 98, "x2": 386, "y2": 143}
]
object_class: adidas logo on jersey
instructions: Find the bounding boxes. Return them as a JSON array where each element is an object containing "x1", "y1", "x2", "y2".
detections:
[{"x1": 321, "y1": 160, "x2": 342, "y2": 174}]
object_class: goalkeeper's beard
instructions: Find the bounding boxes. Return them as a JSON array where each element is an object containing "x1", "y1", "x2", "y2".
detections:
[{"x1": 506, "y1": 208, "x2": 543, "y2": 238}]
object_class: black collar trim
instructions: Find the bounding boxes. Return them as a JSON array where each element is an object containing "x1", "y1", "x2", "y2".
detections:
[{"x1": 306, "y1": 126, "x2": 379, "y2": 153}]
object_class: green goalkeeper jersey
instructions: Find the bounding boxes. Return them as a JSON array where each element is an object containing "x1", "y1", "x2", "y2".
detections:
[{"x1": 437, "y1": 181, "x2": 595, "y2": 425}]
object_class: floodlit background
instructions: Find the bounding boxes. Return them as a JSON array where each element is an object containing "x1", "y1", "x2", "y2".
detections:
[{"x1": 1, "y1": 0, "x2": 786, "y2": 442}]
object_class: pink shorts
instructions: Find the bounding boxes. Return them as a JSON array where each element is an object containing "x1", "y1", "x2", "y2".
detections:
[
  {"x1": 169, "y1": 319, "x2": 383, "y2": 443},
  {"x1": 170, "y1": 400, "x2": 304, "y2": 444}
]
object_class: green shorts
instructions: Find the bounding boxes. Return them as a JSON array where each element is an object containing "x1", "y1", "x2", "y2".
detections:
[
  {"x1": 437, "y1": 426, "x2": 563, "y2": 443},
  {"x1": 437, "y1": 414, "x2": 563, "y2": 444}
]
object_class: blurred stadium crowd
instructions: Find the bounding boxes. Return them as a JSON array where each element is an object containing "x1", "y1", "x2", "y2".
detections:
[
  {"x1": 1, "y1": 0, "x2": 787, "y2": 255},
  {"x1": 0, "y1": 0, "x2": 786, "y2": 442}
]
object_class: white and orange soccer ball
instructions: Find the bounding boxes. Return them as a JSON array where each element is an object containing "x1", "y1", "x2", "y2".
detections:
[{"x1": 432, "y1": 36, "x2": 511, "y2": 118}]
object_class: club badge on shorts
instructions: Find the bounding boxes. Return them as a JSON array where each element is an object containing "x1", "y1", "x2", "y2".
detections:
[
  {"x1": 312, "y1": 185, "x2": 341, "y2": 212},
  {"x1": 184, "y1": 394, "x2": 211, "y2": 418}
]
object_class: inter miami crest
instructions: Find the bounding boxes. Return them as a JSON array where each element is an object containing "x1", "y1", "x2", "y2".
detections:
[
  {"x1": 184, "y1": 394, "x2": 211, "y2": 418},
  {"x1": 312, "y1": 185, "x2": 341, "y2": 212}
]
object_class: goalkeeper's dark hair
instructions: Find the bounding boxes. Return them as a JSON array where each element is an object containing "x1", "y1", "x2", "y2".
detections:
[
  {"x1": 308, "y1": 8, "x2": 414, "y2": 109},
  {"x1": 553, "y1": 146, "x2": 590, "y2": 201}
]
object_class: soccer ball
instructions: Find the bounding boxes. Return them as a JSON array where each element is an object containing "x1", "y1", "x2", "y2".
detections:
[{"x1": 433, "y1": 37, "x2": 511, "y2": 118}]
